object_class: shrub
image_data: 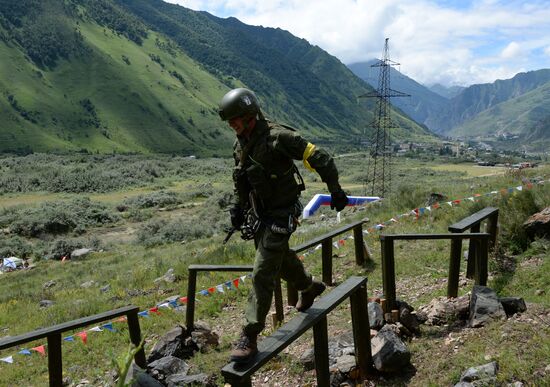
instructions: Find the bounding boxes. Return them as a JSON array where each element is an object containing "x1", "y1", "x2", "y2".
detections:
[{"x1": 122, "y1": 191, "x2": 180, "y2": 209}]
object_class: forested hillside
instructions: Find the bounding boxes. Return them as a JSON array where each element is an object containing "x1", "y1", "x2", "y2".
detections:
[{"x1": 0, "y1": 0, "x2": 432, "y2": 155}]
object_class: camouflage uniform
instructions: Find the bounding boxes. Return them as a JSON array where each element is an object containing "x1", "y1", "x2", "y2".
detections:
[{"x1": 233, "y1": 119, "x2": 342, "y2": 336}]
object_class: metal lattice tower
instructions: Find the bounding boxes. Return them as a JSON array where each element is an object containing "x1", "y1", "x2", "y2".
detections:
[{"x1": 359, "y1": 38, "x2": 409, "y2": 198}]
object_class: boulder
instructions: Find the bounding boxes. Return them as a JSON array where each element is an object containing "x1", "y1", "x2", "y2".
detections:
[
  {"x1": 190, "y1": 321, "x2": 219, "y2": 352},
  {"x1": 147, "y1": 356, "x2": 189, "y2": 382},
  {"x1": 368, "y1": 302, "x2": 385, "y2": 329},
  {"x1": 456, "y1": 361, "x2": 498, "y2": 386},
  {"x1": 417, "y1": 295, "x2": 469, "y2": 325},
  {"x1": 71, "y1": 248, "x2": 93, "y2": 259},
  {"x1": 147, "y1": 326, "x2": 195, "y2": 363},
  {"x1": 523, "y1": 207, "x2": 550, "y2": 240},
  {"x1": 469, "y1": 286, "x2": 506, "y2": 328},
  {"x1": 371, "y1": 325, "x2": 411, "y2": 372},
  {"x1": 499, "y1": 297, "x2": 527, "y2": 316},
  {"x1": 166, "y1": 373, "x2": 210, "y2": 387}
]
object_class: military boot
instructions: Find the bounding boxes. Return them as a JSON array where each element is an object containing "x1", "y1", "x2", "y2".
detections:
[
  {"x1": 296, "y1": 280, "x2": 326, "y2": 312},
  {"x1": 230, "y1": 332, "x2": 258, "y2": 363}
]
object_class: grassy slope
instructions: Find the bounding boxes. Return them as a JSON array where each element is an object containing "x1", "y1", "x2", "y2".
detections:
[
  {"x1": 0, "y1": 18, "x2": 235, "y2": 155},
  {"x1": 451, "y1": 82, "x2": 550, "y2": 138},
  {"x1": 0, "y1": 156, "x2": 548, "y2": 386}
]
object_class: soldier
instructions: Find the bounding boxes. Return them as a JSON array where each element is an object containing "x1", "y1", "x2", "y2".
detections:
[{"x1": 219, "y1": 88, "x2": 348, "y2": 363}]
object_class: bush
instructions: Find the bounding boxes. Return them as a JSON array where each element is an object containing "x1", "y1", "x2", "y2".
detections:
[
  {"x1": 7, "y1": 197, "x2": 119, "y2": 237},
  {"x1": 0, "y1": 235, "x2": 33, "y2": 258},
  {"x1": 497, "y1": 190, "x2": 540, "y2": 254},
  {"x1": 122, "y1": 191, "x2": 180, "y2": 209}
]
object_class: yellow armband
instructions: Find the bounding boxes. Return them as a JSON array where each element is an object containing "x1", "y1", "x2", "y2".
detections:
[{"x1": 302, "y1": 142, "x2": 316, "y2": 172}]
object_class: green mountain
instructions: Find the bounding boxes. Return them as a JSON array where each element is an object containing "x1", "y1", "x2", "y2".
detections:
[
  {"x1": 450, "y1": 81, "x2": 550, "y2": 152},
  {"x1": 0, "y1": 0, "x2": 432, "y2": 155},
  {"x1": 431, "y1": 69, "x2": 550, "y2": 134}
]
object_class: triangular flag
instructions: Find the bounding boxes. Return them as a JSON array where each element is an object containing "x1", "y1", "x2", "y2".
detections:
[
  {"x1": 314, "y1": 243, "x2": 322, "y2": 250},
  {"x1": 433, "y1": 203, "x2": 440, "y2": 209},
  {"x1": 363, "y1": 229, "x2": 369, "y2": 234},
  {"x1": 102, "y1": 323, "x2": 115, "y2": 332},
  {"x1": 425, "y1": 207, "x2": 431, "y2": 212},
  {"x1": 446, "y1": 201, "x2": 453, "y2": 206},
  {"x1": 63, "y1": 336, "x2": 75, "y2": 342},
  {"x1": 88, "y1": 326, "x2": 103, "y2": 332},
  {"x1": 148, "y1": 307, "x2": 160, "y2": 315},
  {"x1": 516, "y1": 186, "x2": 523, "y2": 191},
  {"x1": 0, "y1": 356, "x2": 13, "y2": 364},
  {"x1": 333, "y1": 241, "x2": 339, "y2": 249},
  {"x1": 225, "y1": 281, "x2": 233, "y2": 290},
  {"x1": 526, "y1": 183, "x2": 533, "y2": 189},
  {"x1": 338, "y1": 239, "x2": 345, "y2": 246},
  {"x1": 76, "y1": 331, "x2": 88, "y2": 344},
  {"x1": 199, "y1": 289, "x2": 209, "y2": 296},
  {"x1": 233, "y1": 278, "x2": 240, "y2": 288},
  {"x1": 468, "y1": 197, "x2": 475, "y2": 202},
  {"x1": 240, "y1": 275, "x2": 248, "y2": 283},
  {"x1": 169, "y1": 300, "x2": 179, "y2": 307},
  {"x1": 452, "y1": 199, "x2": 461, "y2": 205},
  {"x1": 474, "y1": 193, "x2": 481, "y2": 197},
  {"x1": 158, "y1": 302, "x2": 171, "y2": 309},
  {"x1": 216, "y1": 284, "x2": 225, "y2": 293},
  {"x1": 419, "y1": 208, "x2": 425, "y2": 215},
  {"x1": 18, "y1": 349, "x2": 31, "y2": 356},
  {"x1": 207, "y1": 287, "x2": 216, "y2": 294},
  {"x1": 114, "y1": 316, "x2": 127, "y2": 323},
  {"x1": 179, "y1": 296, "x2": 188, "y2": 304},
  {"x1": 138, "y1": 310, "x2": 150, "y2": 318},
  {"x1": 32, "y1": 345, "x2": 46, "y2": 356}
]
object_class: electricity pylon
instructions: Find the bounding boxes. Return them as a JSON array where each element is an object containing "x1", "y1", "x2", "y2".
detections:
[{"x1": 359, "y1": 38, "x2": 409, "y2": 198}]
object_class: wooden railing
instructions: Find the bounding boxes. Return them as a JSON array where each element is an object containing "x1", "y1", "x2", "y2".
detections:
[
  {"x1": 221, "y1": 276, "x2": 373, "y2": 387},
  {"x1": 0, "y1": 305, "x2": 145, "y2": 387},
  {"x1": 380, "y1": 233, "x2": 490, "y2": 312},
  {"x1": 448, "y1": 207, "x2": 498, "y2": 278},
  {"x1": 185, "y1": 220, "x2": 368, "y2": 332}
]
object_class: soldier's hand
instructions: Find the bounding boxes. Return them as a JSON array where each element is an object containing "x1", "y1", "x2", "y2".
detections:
[
  {"x1": 230, "y1": 206, "x2": 244, "y2": 229},
  {"x1": 330, "y1": 190, "x2": 348, "y2": 212}
]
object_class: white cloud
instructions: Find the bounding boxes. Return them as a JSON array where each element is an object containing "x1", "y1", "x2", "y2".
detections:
[
  {"x1": 544, "y1": 46, "x2": 550, "y2": 57},
  {"x1": 501, "y1": 42, "x2": 523, "y2": 59},
  {"x1": 164, "y1": 0, "x2": 550, "y2": 86}
]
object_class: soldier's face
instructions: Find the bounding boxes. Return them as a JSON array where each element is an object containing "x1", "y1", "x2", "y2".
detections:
[
  {"x1": 229, "y1": 116, "x2": 255, "y2": 137},
  {"x1": 229, "y1": 116, "x2": 246, "y2": 135}
]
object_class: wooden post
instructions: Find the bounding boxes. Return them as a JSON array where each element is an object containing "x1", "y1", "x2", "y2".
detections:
[
  {"x1": 447, "y1": 238, "x2": 462, "y2": 298},
  {"x1": 487, "y1": 211, "x2": 499, "y2": 251},
  {"x1": 350, "y1": 282, "x2": 373, "y2": 379},
  {"x1": 322, "y1": 239, "x2": 333, "y2": 286},
  {"x1": 47, "y1": 333, "x2": 62, "y2": 387},
  {"x1": 353, "y1": 225, "x2": 365, "y2": 266},
  {"x1": 313, "y1": 316, "x2": 330, "y2": 387},
  {"x1": 466, "y1": 223, "x2": 480, "y2": 279},
  {"x1": 127, "y1": 310, "x2": 147, "y2": 368},
  {"x1": 287, "y1": 283, "x2": 298, "y2": 307},
  {"x1": 476, "y1": 236, "x2": 489, "y2": 286},
  {"x1": 186, "y1": 269, "x2": 197, "y2": 332},
  {"x1": 273, "y1": 277, "x2": 284, "y2": 326},
  {"x1": 380, "y1": 236, "x2": 396, "y2": 312}
]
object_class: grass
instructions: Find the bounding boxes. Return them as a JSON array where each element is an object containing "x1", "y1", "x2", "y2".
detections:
[{"x1": 0, "y1": 154, "x2": 549, "y2": 386}]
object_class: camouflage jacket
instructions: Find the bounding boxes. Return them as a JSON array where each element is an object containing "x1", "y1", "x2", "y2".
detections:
[{"x1": 232, "y1": 119, "x2": 341, "y2": 217}]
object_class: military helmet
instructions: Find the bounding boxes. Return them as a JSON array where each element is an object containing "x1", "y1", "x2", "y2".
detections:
[{"x1": 218, "y1": 88, "x2": 260, "y2": 121}]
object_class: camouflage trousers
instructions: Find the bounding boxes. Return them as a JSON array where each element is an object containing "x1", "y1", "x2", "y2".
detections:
[{"x1": 243, "y1": 224, "x2": 312, "y2": 336}]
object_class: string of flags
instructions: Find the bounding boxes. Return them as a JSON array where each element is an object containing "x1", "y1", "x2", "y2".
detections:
[
  {"x1": 0, "y1": 273, "x2": 252, "y2": 365},
  {"x1": 2, "y1": 178, "x2": 547, "y2": 365},
  {"x1": 297, "y1": 177, "x2": 547, "y2": 260}
]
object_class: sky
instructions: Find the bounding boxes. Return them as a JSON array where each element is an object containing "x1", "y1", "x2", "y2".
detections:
[{"x1": 163, "y1": 0, "x2": 550, "y2": 87}]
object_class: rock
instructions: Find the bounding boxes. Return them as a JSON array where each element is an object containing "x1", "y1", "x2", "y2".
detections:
[
  {"x1": 190, "y1": 321, "x2": 219, "y2": 352},
  {"x1": 368, "y1": 302, "x2": 385, "y2": 329},
  {"x1": 166, "y1": 373, "x2": 209, "y2": 386},
  {"x1": 148, "y1": 356, "x2": 189, "y2": 381},
  {"x1": 335, "y1": 354, "x2": 357, "y2": 373},
  {"x1": 43, "y1": 280, "x2": 57, "y2": 289},
  {"x1": 125, "y1": 364, "x2": 163, "y2": 387},
  {"x1": 469, "y1": 286, "x2": 506, "y2": 328},
  {"x1": 80, "y1": 280, "x2": 96, "y2": 288},
  {"x1": 147, "y1": 326, "x2": 195, "y2": 363},
  {"x1": 40, "y1": 300, "x2": 54, "y2": 308},
  {"x1": 71, "y1": 248, "x2": 93, "y2": 259},
  {"x1": 371, "y1": 325, "x2": 411, "y2": 372},
  {"x1": 535, "y1": 289, "x2": 545, "y2": 296},
  {"x1": 458, "y1": 361, "x2": 498, "y2": 385},
  {"x1": 327, "y1": 331, "x2": 355, "y2": 367},
  {"x1": 100, "y1": 284, "x2": 111, "y2": 293},
  {"x1": 299, "y1": 348, "x2": 315, "y2": 371},
  {"x1": 417, "y1": 295, "x2": 469, "y2": 325},
  {"x1": 499, "y1": 297, "x2": 527, "y2": 316},
  {"x1": 154, "y1": 268, "x2": 177, "y2": 284},
  {"x1": 523, "y1": 207, "x2": 550, "y2": 240},
  {"x1": 399, "y1": 307, "x2": 420, "y2": 335}
]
